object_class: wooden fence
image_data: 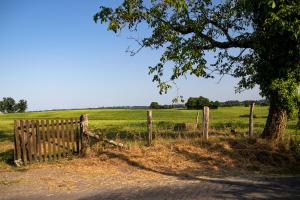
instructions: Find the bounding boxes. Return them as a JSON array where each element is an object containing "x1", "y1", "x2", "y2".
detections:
[{"x1": 14, "y1": 118, "x2": 82, "y2": 165}]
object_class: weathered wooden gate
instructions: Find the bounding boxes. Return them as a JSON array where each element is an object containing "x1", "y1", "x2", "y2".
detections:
[{"x1": 14, "y1": 118, "x2": 82, "y2": 165}]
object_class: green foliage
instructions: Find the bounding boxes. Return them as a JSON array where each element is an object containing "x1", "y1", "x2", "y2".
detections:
[
  {"x1": 94, "y1": 1, "x2": 299, "y2": 100},
  {"x1": 15, "y1": 100, "x2": 28, "y2": 113},
  {"x1": 0, "y1": 97, "x2": 27, "y2": 113},
  {"x1": 94, "y1": 0, "x2": 300, "y2": 137},
  {"x1": 150, "y1": 102, "x2": 160, "y2": 109},
  {"x1": 243, "y1": 0, "x2": 300, "y2": 117},
  {"x1": 185, "y1": 96, "x2": 219, "y2": 109},
  {"x1": 149, "y1": 102, "x2": 178, "y2": 109},
  {"x1": 1, "y1": 98, "x2": 16, "y2": 113}
]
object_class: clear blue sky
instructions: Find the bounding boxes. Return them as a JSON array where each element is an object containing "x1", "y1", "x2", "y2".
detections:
[{"x1": 0, "y1": 0, "x2": 261, "y2": 111}]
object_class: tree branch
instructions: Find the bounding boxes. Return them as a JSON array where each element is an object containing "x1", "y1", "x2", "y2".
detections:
[{"x1": 148, "y1": 12, "x2": 252, "y2": 50}]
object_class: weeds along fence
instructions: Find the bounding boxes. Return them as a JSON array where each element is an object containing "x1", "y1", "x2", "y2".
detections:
[
  {"x1": 14, "y1": 118, "x2": 82, "y2": 165},
  {"x1": 91, "y1": 108, "x2": 211, "y2": 144}
]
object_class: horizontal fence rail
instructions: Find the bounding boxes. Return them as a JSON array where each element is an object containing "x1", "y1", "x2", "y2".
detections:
[{"x1": 14, "y1": 118, "x2": 82, "y2": 165}]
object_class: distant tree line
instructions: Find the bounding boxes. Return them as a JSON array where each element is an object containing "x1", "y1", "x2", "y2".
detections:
[
  {"x1": 0, "y1": 97, "x2": 27, "y2": 113},
  {"x1": 150, "y1": 98, "x2": 269, "y2": 110},
  {"x1": 220, "y1": 99, "x2": 269, "y2": 107},
  {"x1": 185, "y1": 97, "x2": 269, "y2": 110},
  {"x1": 149, "y1": 102, "x2": 185, "y2": 109}
]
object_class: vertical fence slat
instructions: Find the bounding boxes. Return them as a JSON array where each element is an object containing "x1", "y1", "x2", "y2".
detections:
[
  {"x1": 68, "y1": 119, "x2": 72, "y2": 155},
  {"x1": 14, "y1": 120, "x2": 21, "y2": 162},
  {"x1": 196, "y1": 111, "x2": 199, "y2": 129},
  {"x1": 51, "y1": 120, "x2": 57, "y2": 161},
  {"x1": 57, "y1": 119, "x2": 61, "y2": 160},
  {"x1": 41, "y1": 120, "x2": 47, "y2": 161},
  {"x1": 13, "y1": 120, "x2": 17, "y2": 162},
  {"x1": 36, "y1": 120, "x2": 41, "y2": 161},
  {"x1": 31, "y1": 120, "x2": 37, "y2": 162},
  {"x1": 71, "y1": 118, "x2": 75, "y2": 153},
  {"x1": 20, "y1": 120, "x2": 27, "y2": 165},
  {"x1": 61, "y1": 119, "x2": 65, "y2": 157},
  {"x1": 80, "y1": 114, "x2": 89, "y2": 156},
  {"x1": 249, "y1": 102, "x2": 255, "y2": 138},
  {"x1": 76, "y1": 119, "x2": 80, "y2": 153},
  {"x1": 46, "y1": 120, "x2": 51, "y2": 160},
  {"x1": 147, "y1": 111, "x2": 153, "y2": 146},
  {"x1": 25, "y1": 120, "x2": 32, "y2": 163},
  {"x1": 203, "y1": 106, "x2": 209, "y2": 140},
  {"x1": 66, "y1": 119, "x2": 70, "y2": 155}
]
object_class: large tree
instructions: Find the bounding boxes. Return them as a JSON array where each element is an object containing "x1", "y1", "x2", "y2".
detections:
[{"x1": 94, "y1": 0, "x2": 300, "y2": 140}]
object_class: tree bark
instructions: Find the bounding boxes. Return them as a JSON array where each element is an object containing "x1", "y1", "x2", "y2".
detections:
[{"x1": 262, "y1": 101, "x2": 288, "y2": 141}]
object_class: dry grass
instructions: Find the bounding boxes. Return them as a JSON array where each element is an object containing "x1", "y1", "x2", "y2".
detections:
[
  {"x1": 90, "y1": 136, "x2": 300, "y2": 177},
  {"x1": 0, "y1": 136, "x2": 299, "y2": 197}
]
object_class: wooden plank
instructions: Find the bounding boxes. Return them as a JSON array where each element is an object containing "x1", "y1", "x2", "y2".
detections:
[
  {"x1": 20, "y1": 120, "x2": 27, "y2": 165},
  {"x1": 13, "y1": 120, "x2": 17, "y2": 162},
  {"x1": 46, "y1": 120, "x2": 51, "y2": 160},
  {"x1": 41, "y1": 120, "x2": 47, "y2": 161},
  {"x1": 249, "y1": 102, "x2": 255, "y2": 138},
  {"x1": 78, "y1": 120, "x2": 81, "y2": 153},
  {"x1": 61, "y1": 119, "x2": 65, "y2": 157},
  {"x1": 202, "y1": 106, "x2": 209, "y2": 140},
  {"x1": 68, "y1": 119, "x2": 72, "y2": 155},
  {"x1": 14, "y1": 120, "x2": 22, "y2": 161},
  {"x1": 70, "y1": 118, "x2": 75, "y2": 153},
  {"x1": 147, "y1": 111, "x2": 153, "y2": 146},
  {"x1": 16, "y1": 120, "x2": 81, "y2": 131},
  {"x1": 51, "y1": 120, "x2": 57, "y2": 161},
  {"x1": 66, "y1": 119, "x2": 70, "y2": 155},
  {"x1": 25, "y1": 120, "x2": 32, "y2": 163},
  {"x1": 36, "y1": 120, "x2": 41, "y2": 161},
  {"x1": 75, "y1": 120, "x2": 80, "y2": 153},
  {"x1": 57, "y1": 119, "x2": 61, "y2": 160},
  {"x1": 196, "y1": 111, "x2": 200, "y2": 129},
  {"x1": 31, "y1": 120, "x2": 37, "y2": 162},
  {"x1": 79, "y1": 115, "x2": 88, "y2": 156}
]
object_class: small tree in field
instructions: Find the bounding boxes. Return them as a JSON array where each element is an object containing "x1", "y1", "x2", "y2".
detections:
[
  {"x1": 94, "y1": 0, "x2": 300, "y2": 141},
  {"x1": 186, "y1": 96, "x2": 210, "y2": 109},
  {"x1": 0, "y1": 97, "x2": 28, "y2": 113},
  {"x1": 16, "y1": 100, "x2": 28, "y2": 113},
  {"x1": 150, "y1": 102, "x2": 160, "y2": 109},
  {"x1": 0, "y1": 101, "x2": 4, "y2": 113},
  {"x1": 2, "y1": 97, "x2": 16, "y2": 113}
]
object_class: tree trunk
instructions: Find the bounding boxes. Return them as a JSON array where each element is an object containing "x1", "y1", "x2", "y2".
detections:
[{"x1": 262, "y1": 101, "x2": 288, "y2": 141}]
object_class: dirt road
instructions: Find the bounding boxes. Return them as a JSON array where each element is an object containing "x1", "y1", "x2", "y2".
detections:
[{"x1": 1, "y1": 157, "x2": 299, "y2": 200}]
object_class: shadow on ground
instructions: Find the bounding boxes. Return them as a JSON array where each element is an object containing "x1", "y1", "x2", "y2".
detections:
[
  {"x1": 102, "y1": 151, "x2": 200, "y2": 180},
  {"x1": 0, "y1": 131, "x2": 14, "y2": 165},
  {"x1": 98, "y1": 135, "x2": 300, "y2": 182},
  {"x1": 79, "y1": 176, "x2": 300, "y2": 200},
  {"x1": 0, "y1": 149, "x2": 14, "y2": 165},
  {"x1": 0, "y1": 131, "x2": 14, "y2": 143}
]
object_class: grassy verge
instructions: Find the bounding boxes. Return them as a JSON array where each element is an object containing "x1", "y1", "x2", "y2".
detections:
[
  {"x1": 0, "y1": 107, "x2": 298, "y2": 171},
  {"x1": 92, "y1": 136, "x2": 300, "y2": 176}
]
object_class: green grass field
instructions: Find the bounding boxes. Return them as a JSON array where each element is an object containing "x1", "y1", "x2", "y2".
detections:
[
  {"x1": 0, "y1": 106, "x2": 298, "y2": 169},
  {"x1": 0, "y1": 106, "x2": 298, "y2": 134}
]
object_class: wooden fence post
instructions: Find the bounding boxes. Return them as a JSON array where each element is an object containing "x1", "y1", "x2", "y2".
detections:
[
  {"x1": 14, "y1": 120, "x2": 21, "y2": 165},
  {"x1": 202, "y1": 106, "x2": 209, "y2": 140},
  {"x1": 196, "y1": 111, "x2": 199, "y2": 128},
  {"x1": 147, "y1": 110, "x2": 153, "y2": 146},
  {"x1": 249, "y1": 102, "x2": 255, "y2": 138},
  {"x1": 80, "y1": 114, "x2": 89, "y2": 156}
]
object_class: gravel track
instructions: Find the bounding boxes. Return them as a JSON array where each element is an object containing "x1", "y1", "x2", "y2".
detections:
[{"x1": 1, "y1": 166, "x2": 299, "y2": 200}]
